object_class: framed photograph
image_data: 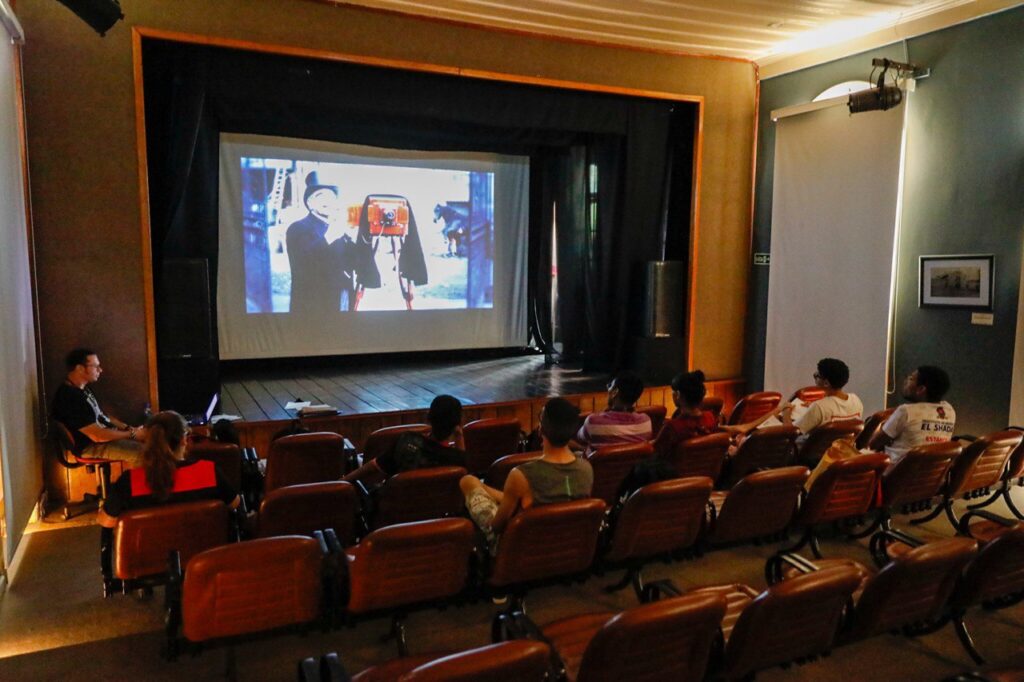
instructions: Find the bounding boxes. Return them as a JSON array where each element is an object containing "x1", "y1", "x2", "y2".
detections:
[{"x1": 919, "y1": 254, "x2": 994, "y2": 310}]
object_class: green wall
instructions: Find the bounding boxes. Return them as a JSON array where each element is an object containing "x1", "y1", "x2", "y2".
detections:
[{"x1": 750, "y1": 6, "x2": 1024, "y2": 436}]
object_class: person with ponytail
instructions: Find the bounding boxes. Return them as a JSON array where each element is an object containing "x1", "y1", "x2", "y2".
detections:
[{"x1": 98, "y1": 411, "x2": 239, "y2": 528}]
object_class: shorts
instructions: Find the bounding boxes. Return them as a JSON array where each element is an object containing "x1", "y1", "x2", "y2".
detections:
[{"x1": 465, "y1": 488, "x2": 498, "y2": 549}]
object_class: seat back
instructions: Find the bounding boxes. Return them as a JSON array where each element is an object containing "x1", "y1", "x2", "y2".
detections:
[
  {"x1": 856, "y1": 408, "x2": 895, "y2": 450},
  {"x1": 850, "y1": 537, "x2": 977, "y2": 639},
  {"x1": 345, "y1": 518, "x2": 475, "y2": 614},
  {"x1": 881, "y1": 442, "x2": 961, "y2": 509},
  {"x1": 257, "y1": 481, "x2": 359, "y2": 545},
  {"x1": 114, "y1": 499, "x2": 230, "y2": 580},
  {"x1": 489, "y1": 499, "x2": 607, "y2": 588},
  {"x1": 797, "y1": 420, "x2": 864, "y2": 467},
  {"x1": 265, "y1": 432, "x2": 347, "y2": 492},
  {"x1": 789, "y1": 386, "x2": 826, "y2": 404},
  {"x1": 699, "y1": 397, "x2": 724, "y2": 421},
  {"x1": 605, "y1": 477, "x2": 713, "y2": 563},
  {"x1": 361, "y1": 424, "x2": 430, "y2": 462},
  {"x1": 636, "y1": 405, "x2": 667, "y2": 436},
  {"x1": 402, "y1": 641, "x2": 552, "y2": 682},
  {"x1": 182, "y1": 536, "x2": 323, "y2": 643},
  {"x1": 576, "y1": 592, "x2": 727, "y2": 682},
  {"x1": 947, "y1": 430, "x2": 1024, "y2": 498},
  {"x1": 666, "y1": 432, "x2": 731, "y2": 482},
  {"x1": 725, "y1": 425, "x2": 798, "y2": 485},
  {"x1": 1005, "y1": 430, "x2": 1024, "y2": 479},
  {"x1": 51, "y1": 421, "x2": 83, "y2": 468},
  {"x1": 797, "y1": 453, "x2": 890, "y2": 526},
  {"x1": 486, "y1": 451, "x2": 543, "y2": 490},
  {"x1": 724, "y1": 566, "x2": 862, "y2": 681},
  {"x1": 951, "y1": 525, "x2": 1024, "y2": 610},
  {"x1": 371, "y1": 466, "x2": 467, "y2": 529},
  {"x1": 188, "y1": 440, "x2": 243, "y2": 492},
  {"x1": 464, "y1": 418, "x2": 522, "y2": 473},
  {"x1": 586, "y1": 442, "x2": 654, "y2": 504},
  {"x1": 710, "y1": 466, "x2": 809, "y2": 545},
  {"x1": 727, "y1": 391, "x2": 782, "y2": 426}
]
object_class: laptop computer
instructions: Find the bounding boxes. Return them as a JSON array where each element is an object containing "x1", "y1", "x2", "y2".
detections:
[{"x1": 185, "y1": 393, "x2": 219, "y2": 427}]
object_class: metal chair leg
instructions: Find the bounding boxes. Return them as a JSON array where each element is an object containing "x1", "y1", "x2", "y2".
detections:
[{"x1": 953, "y1": 616, "x2": 985, "y2": 665}]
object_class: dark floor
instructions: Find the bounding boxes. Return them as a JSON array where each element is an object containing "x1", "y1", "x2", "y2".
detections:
[
  {"x1": 219, "y1": 355, "x2": 611, "y2": 421},
  {"x1": 2, "y1": 497, "x2": 1024, "y2": 681}
]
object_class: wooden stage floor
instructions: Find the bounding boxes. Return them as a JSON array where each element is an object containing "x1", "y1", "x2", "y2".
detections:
[{"x1": 219, "y1": 354, "x2": 613, "y2": 423}]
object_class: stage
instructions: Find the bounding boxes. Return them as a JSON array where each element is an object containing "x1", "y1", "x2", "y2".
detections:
[{"x1": 217, "y1": 354, "x2": 744, "y2": 457}]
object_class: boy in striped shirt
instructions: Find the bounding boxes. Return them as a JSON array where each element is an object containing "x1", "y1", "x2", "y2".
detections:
[{"x1": 574, "y1": 372, "x2": 652, "y2": 453}]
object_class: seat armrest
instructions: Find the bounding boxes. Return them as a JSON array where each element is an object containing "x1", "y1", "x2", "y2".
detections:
[
  {"x1": 958, "y1": 508, "x2": 1018, "y2": 537},
  {"x1": 869, "y1": 527, "x2": 924, "y2": 567},
  {"x1": 641, "y1": 578, "x2": 683, "y2": 602},
  {"x1": 765, "y1": 551, "x2": 819, "y2": 584}
]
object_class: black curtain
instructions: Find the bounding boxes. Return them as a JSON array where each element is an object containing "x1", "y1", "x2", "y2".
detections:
[{"x1": 143, "y1": 39, "x2": 694, "y2": 373}]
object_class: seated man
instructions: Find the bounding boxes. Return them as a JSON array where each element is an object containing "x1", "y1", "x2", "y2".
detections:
[
  {"x1": 574, "y1": 372, "x2": 652, "y2": 453},
  {"x1": 461, "y1": 397, "x2": 593, "y2": 547},
  {"x1": 51, "y1": 348, "x2": 146, "y2": 467},
  {"x1": 344, "y1": 394, "x2": 466, "y2": 485},
  {"x1": 869, "y1": 365, "x2": 956, "y2": 465},
  {"x1": 780, "y1": 358, "x2": 864, "y2": 446}
]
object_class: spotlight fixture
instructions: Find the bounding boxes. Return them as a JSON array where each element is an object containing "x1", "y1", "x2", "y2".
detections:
[
  {"x1": 848, "y1": 58, "x2": 924, "y2": 114},
  {"x1": 54, "y1": 0, "x2": 124, "y2": 37}
]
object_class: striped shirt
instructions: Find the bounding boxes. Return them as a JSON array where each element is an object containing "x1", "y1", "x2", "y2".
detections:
[{"x1": 576, "y1": 410, "x2": 653, "y2": 451}]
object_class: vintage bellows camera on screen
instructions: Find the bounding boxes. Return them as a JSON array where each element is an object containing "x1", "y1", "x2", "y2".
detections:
[
  {"x1": 848, "y1": 58, "x2": 927, "y2": 114},
  {"x1": 347, "y1": 196, "x2": 410, "y2": 237}
]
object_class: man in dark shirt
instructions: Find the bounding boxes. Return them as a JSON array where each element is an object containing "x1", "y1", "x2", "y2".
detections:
[
  {"x1": 51, "y1": 348, "x2": 146, "y2": 466},
  {"x1": 344, "y1": 394, "x2": 466, "y2": 484}
]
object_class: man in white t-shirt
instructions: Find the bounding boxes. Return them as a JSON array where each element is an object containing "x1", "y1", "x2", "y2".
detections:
[
  {"x1": 869, "y1": 365, "x2": 955, "y2": 464},
  {"x1": 781, "y1": 358, "x2": 864, "y2": 446}
]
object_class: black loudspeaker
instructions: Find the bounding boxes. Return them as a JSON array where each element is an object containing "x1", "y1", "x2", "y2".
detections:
[
  {"x1": 158, "y1": 357, "x2": 219, "y2": 415},
  {"x1": 157, "y1": 258, "x2": 213, "y2": 361},
  {"x1": 55, "y1": 0, "x2": 124, "y2": 36},
  {"x1": 642, "y1": 261, "x2": 685, "y2": 338}
]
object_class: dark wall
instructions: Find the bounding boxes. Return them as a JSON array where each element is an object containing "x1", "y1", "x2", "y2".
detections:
[{"x1": 749, "y1": 6, "x2": 1024, "y2": 436}]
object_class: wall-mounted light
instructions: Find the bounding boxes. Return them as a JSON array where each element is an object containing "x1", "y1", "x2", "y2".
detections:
[{"x1": 848, "y1": 58, "x2": 927, "y2": 114}]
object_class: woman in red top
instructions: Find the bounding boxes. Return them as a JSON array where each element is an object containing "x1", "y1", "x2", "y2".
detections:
[
  {"x1": 652, "y1": 371, "x2": 720, "y2": 458},
  {"x1": 98, "y1": 411, "x2": 239, "y2": 527}
]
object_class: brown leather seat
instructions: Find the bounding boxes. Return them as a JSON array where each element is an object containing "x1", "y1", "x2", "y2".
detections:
[
  {"x1": 789, "y1": 453, "x2": 890, "y2": 558},
  {"x1": 257, "y1": 481, "x2": 359, "y2": 544},
  {"x1": 708, "y1": 466, "x2": 809, "y2": 546},
  {"x1": 604, "y1": 477, "x2": 713, "y2": 599},
  {"x1": 351, "y1": 641, "x2": 552, "y2": 682},
  {"x1": 540, "y1": 591, "x2": 727, "y2": 682},
  {"x1": 361, "y1": 424, "x2": 430, "y2": 463},
  {"x1": 726, "y1": 391, "x2": 781, "y2": 426},
  {"x1": 637, "y1": 404, "x2": 667, "y2": 435},
  {"x1": 789, "y1": 386, "x2": 826, "y2": 404},
  {"x1": 344, "y1": 518, "x2": 475, "y2": 655},
  {"x1": 264, "y1": 432, "x2": 347, "y2": 492},
  {"x1": 948, "y1": 525, "x2": 1024, "y2": 663},
  {"x1": 664, "y1": 432, "x2": 730, "y2": 483},
  {"x1": 712, "y1": 566, "x2": 862, "y2": 680},
  {"x1": 173, "y1": 535, "x2": 324, "y2": 649},
  {"x1": 875, "y1": 442, "x2": 960, "y2": 528},
  {"x1": 797, "y1": 419, "x2": 864, "y2": 467},
  {"x1": 368, "y1": 465, "x2": 467, "y2": 530},
  {"x1": 699, "y1": 396, "x2": 724, "y2": 421},
  {"x1": 187, "y1": 440, "x2": 243, "y2": 492},
  {"x1": 856, "y1": 408, "x2": 895, "y2": 451},
  {"x1": 722, "y1": 425, "x2": 798, "y2": 487},
  {"x1": 586, "y1": 442, "x2": 653, "y2": 505},
  {"x1": 52, "y1": 420, "x2": 118, "y2": 507},
  {"x1": 464, "y1": 418, "x2": 523, "y2": 473},
  {"x1": 485, "y1": 451, "x2": 543, "y2": 490},
  {"x1": 111, "y1": 499, "x2": 230, "y2": 590},
  {"x1": 968, "y1": 429, "x2": 1024, "y2": 520}
]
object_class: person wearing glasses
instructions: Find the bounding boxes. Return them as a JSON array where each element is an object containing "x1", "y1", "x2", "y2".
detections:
[
  {"x1": 51, "y1": 348, "x2": 147, "y2": 467},
  {"x1": 780, "y1": 358, "x2": 863, "y2": 445}
]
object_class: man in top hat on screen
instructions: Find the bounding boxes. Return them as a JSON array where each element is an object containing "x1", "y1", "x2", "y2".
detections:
[{"x1": 286, "y1": 171, "x2": 354, "y2": 314}]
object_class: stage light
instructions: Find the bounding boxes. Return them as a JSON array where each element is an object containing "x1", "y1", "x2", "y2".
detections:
[
  {"x1": 847, "y1": 58, "x2": 925, "y2": 115},
  {"x1": 54, "y1": 0, "x2": 124, "y2": 37}
]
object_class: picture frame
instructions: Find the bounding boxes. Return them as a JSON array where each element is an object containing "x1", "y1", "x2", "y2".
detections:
[{"x1": 919, "y1": 254, "x2": 994, "y2": 310}]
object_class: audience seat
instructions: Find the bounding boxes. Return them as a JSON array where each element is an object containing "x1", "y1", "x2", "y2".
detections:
[
  {"x1": 968, "y1": 430, "x2": 1024, "y2": 520},
  {"x1": 796, "y1": 419, "x2": 864, "y2": 468},
  {"x1": 166, "y1": 535, "x2": 327, "y2": 661},
  {"x1": 707, "y1": 466, "x2": 809, "y2": 546},
  {"x1": 535, "y1": 592, "x2": 726, "y2": 681},
  {"x1": 187, "y1": 439, "x2": 244, "y2": 493},
  {"x1": 603, "y1": 477, "x2": 713, "y2": 600},
  {"x1": 484, "y1": 451, "x2": 543, "y2": 490},
  {"x1": 861, "y1": 441, "x2": 961, "y2": 537},
  {"x1": 726, "y1": 391, "x2": 781, "y2": 426},
  {"x1": 52, "y1": 420, "x2": 120, "y2": 517},
  {"x1": 265, "y1": 432, "x2": 347, "y2": 492},
  {"x1": 586, "y1": 442, "x2": 654, "y2": 505},
  {"x1": 636, "y1": 404, "x2": 667, "y2": 436},
  {"x1": 663, "y1": 432, "x2": 730, "y2": 484},
  {"x1": 102, "y1": 499, "x2": 230, "y2": 598},
  {"x1": 699, "y1": 396, "x2": 724, "y2": 422},
  {"x1": 339, "y1": 518, "x2": 475, "y2": 655},
  {"x1": 360, "y1": 424, "x2": 430, "y2": 464},
  {"x1": 364, "y1": 465, "x2": 467, "y2": 530},
  {"x1": 722, "y1": 425, "x2": 798, "y2": 487},
  {"x1": 856, "y1": 408, "x2": 895, "y2": 451},
  {"x1": 256, "y1": 481, "x2": 359, "y2": 545},
  {"x1": 349, "y1": 641, "x2": 552, "y2": 682},
  {"x1": 789, "y1": 386, "x2": 826, "y2": 404},
  {"x1": 463, "y1": 418, "x2": 523, "y2": 474}
]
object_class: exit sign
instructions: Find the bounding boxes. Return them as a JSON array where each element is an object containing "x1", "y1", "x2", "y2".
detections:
[{"x1": 753, "y1": 253, "x2": 770, "y2": 266}]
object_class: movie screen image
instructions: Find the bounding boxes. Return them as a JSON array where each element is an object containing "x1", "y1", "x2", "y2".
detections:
[{"x1": 240, "y1": 159, "x2": 495, "y2": 314}]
